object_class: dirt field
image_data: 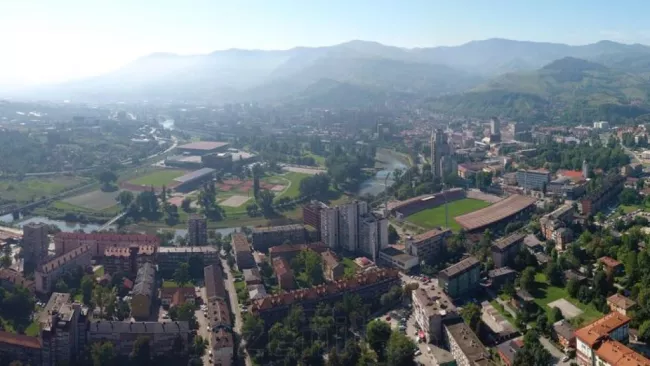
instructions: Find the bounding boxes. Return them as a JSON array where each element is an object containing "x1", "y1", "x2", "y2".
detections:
[
  {"x1": 548, "y1": 298, "x2": 584, "y2": 319},
  {"x1": 62, "y1": 189, "x2": 122, "y2": 211},
  {"x1": 220, "y1": 195, "x2": 250, "y2": 207}
]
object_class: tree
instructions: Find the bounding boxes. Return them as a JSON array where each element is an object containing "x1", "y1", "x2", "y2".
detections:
[
  {"x1": 181, "y1": 198, "x2": 192, "y2": 213},
  {"x1": 550, "y1": 307, "x2": 564, "y2": 322},
  {"x1": 81, "y1": 275, "x2": 94, "y2": 305},
  {"x1": 257, "y1": 190, "x2": 275, "y2": 216},
  {"x1": 388, "y1": 224, "x2": 400, "y2": 244},
  {"x1": 0, "y1": 256, "x2": 11, "y2": 269},
  {"x1": 189, "y1": 336, "x2": 208, "y2": 358},
  {"x1": 173, "y1": 263, "x2": 190, "y2": 288},
  {"x1": 116, "y1": 191, "x2": 134, "y2": 209},
  {"x1": 366, "y1": 320, "x2": 392, "y2": 359},
  {"x1": 567, "y1": 278, "x2": 580, "y2": 298},
  {"x1": 130, "y1": 336, "x2": 151, "y2": 366},
  {"x1": 460, "y1": 302, "x2": 482, "y2": 334},
  {"x1": 513, "y1": 330, "x2": 552, "y2": 366},
  {"x1": 54, "y1": 279, "x2": 69, "y2": 293},
  {"x1": 91, "y1": 342, "x2": 117, "y2": 366},
  {"x1": 241, "y1": 314, "x2": 265, "y2": 347},
  {"x1": 545, "y1": 262, "x2": 564, "y2": 286},
  {"x1": 386, "y1": 331, "x2": 415, "y2": 366},
  {"x1": 520, "y1": 267, "x2": 536, "y2": 292}
]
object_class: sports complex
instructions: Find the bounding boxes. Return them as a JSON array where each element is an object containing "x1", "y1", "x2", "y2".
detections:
[{"x1": 389, "y1": 189, "x2": 537, "y2": 232}]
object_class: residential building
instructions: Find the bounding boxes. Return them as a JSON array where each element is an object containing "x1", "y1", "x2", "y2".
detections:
[
  {"x1": 157, "y1": 246, "x2": 219, "y2": 274},
  {"x1": 552, "y1": 320, "x2": 576, "y2": 350},
  {"x1": 516, "y1": 169, "x2": 551, "y2": 190},
  {"x1": 0, "y1": 331, "x2": 42, "y2": 366},
  {"x1": 211, "y1": 328, "x2": 233, "y2": 366},
  {"x1": 319, "y1": 201, "x2": 379, "y2": 252},
  {"x1": 102, "y1": 245, "x2": 156, "y2": 275},
  {"x1": 593, "y1": 121, "x2": 610, "y2": 129},
  {"x1": 160, "y1": 287, "x2": 196, "y2": 307},
  {"x1": 487, "y1": 267, "x2": 516, "y2": 290},
  {"x1": 378, "y1": 246, "x2": 418, "y2": 272},
  {"x1": 497, "y1": 338, "x2": 523, "y2": 366},
  {"x1": 575, "y1": 312, "x2": 631, "y2": 366},
  {"x1": 87, "y1": 320, "x2": 190, "y2": 356},
  {"x1": 405, "y1": 228, "x2": 452, "y2": 264},
  {"x1": 243, "y1": 268, "x2": 262, "y2": 286},
  {"x1": 248, "y1": 284, "x2": 267, "y2": 300},
  {"x1": 252, "y1": 268, "x2": 400, "y2": 327},
  {"x1": 599, "y1": 256, "x2": 624, "y2": 275},
  {"x1": 204, "y1": 264, "x2": 227, "y2": 300},
  {"x1": 232, "y1": 233, "x2": 255, "y2": 270},
  {"x1": 268, "y1": 242, "x2": 329, "y2": 263},
  {"x1": 35, "y1": 244, "x2": 92, "y2": 293},
  {"x1": 273, "y1": 257, "x2": 295, "y2": 290},
  {"x1": 206, "y1": 297, "x2": 232, "y2": 331},
  {"x1": 438, "y1": 256, "x2": 481, "y2": 299},
  {"x1": 564, "y1": 269, "x2": 588, "y2": 285},
  {"x1": 431, "y1": 128, "x2": 457, "y2": 179},
  {"x1": 0, "y1": 268, "x2": 35, "y2": 293},
  {"x1": 251, "y1": 224, "x2": 306, "y2": 252},
  {"x1": 302, "y1": 201, "x2": 328, "y2": 240},
  {"x1": 358, "y1": 213, "x2": 389, "y2": 262},
  {"x1": 54, "y1": 233, "x2": 159, "y2": 257},
  {"x1": 443, "y1": 318, "x2": 490, "y2": 366},
  {"x1": 411, "y1": 283, "x2": 459, "y2": 344},
  {"x1": 321, "y1": 250, "x2": 345, "y2": 281},
  {"x1": 580, "y1": 175, "x2": 625, "y2": 215},
  {"x1": 131, "y1": 262, "x2": 156, "y2": 319},
  {"x1": 593, "y1": 339, "x2": 650, "y2": 366},
  {"x1": 511, "y1": 289, "x2": 535, "y2": 311},
  {"x1": 540, "y1": 204, "x2": 575, "y2": 250},
  {"x1": 187, "y1": 214, "x2": 208, "y2": 246},
  {"x1": 22, "y1": 222, "x2": 49, "y2": 267},
  {"x1": 38, "y1": 292, "x2": 84, "y2": 366},
  {"x1": 608, "y1": 294, "x2": 637, "y2": 316},
  {"x1": 491, "y1": 232, "x2": 525, "y2": 268}
]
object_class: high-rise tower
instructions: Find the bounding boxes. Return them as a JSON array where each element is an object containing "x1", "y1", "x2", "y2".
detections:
[{"x1": 430, "y1": 128, "x2": 456, "y2": 180}]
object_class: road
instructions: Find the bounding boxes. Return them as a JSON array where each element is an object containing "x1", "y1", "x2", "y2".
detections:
[
  {"x1": 196, "y1": 286, "x2": 211, "y2": 366},
  {"x1": 220, "y1": 256, "x2": 252, "y2": 366},
  {"x1": 540, "y1": 336, "x2": 572, "y2": 366},
  {"x1": 622, "y1": 144, "x2": 642, "y2": 164}
]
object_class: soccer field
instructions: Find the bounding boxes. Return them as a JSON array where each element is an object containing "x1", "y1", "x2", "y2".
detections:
[
  {"x1": 128, "y1": 169, "x2": 186, "y2": 187},
  {"x1": 405, "y1": 198, "x2": 491, "y2": 231}
]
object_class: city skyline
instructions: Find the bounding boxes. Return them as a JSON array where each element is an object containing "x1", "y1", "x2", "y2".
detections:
[{"x1": 2, "y1": 0, "x2": 650, "y2": 86}]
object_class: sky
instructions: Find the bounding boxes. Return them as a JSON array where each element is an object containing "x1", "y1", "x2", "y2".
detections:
[{"x1": 2, "y1": 0, "x2": 650, "y2": 86}]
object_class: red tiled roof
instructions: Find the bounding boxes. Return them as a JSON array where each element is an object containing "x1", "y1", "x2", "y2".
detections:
[
  {"x1": 575, "y1": 312, "x2": 631, "y2": 347},
  {"x1": 273, "y1": 257, "x2": 292, "y2": 277},
  {"x1": 608, "y1": 294, "x2": 637, "y2": 310},
  {"x1": 0, "y1": 331, "x2": 41, "y2": 349},
  {"x1": 55, "y1": 232, "x2": 159, "y2": 243},
  {"x1": 599, "y1": 256, "x2": 622, "y2": 269},
  {"x1": 596, "y1": 339, "x2": 650, "y2": 366}
]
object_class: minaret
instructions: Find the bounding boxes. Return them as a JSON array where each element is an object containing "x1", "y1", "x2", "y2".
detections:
[{"x1": 582, "y1": 160, "x2": 589, "y2": 178}]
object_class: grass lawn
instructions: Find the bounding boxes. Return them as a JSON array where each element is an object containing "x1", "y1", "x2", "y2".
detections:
[
  {"x1": 94, "y1": 266, "x2": 105, "y2": 277},
  {"x1": 25, "y1": 320, "x2": 40, "y2": 337},
  {"x1": 405, "y1": 198, "x2": 492, "y2": 231},
  {"x1": 0, "y1": 176, "x2": 87, "y2": 203},
  {"x1": 274, "y1": 172, "x2": 310, "y2": 201},
  {"x1": 129, "y1": 169, "x2": 186, "y2": 187},
  {"x1": 304, "y1": 152, "x2": 327, "y2": 167},
  {"x1": 162, "y1": 280, "x2": 193, "y2": 288},
  {"x1": 341, "y1": 258, "x2": 358, "y2": 277},
  {"x1": 532, "y1": 273, "x2": 602, "y2": 326},
  {"x1": 620, "y1": 203, "x2": 650, "y2": 214}
]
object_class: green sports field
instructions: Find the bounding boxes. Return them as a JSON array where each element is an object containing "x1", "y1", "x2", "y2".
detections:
[
  {"x1": 128, "y1": 169, "x2": 186, "y2": 187},
  {"x1": 405, "y1": 198, "x2": 491, "y2": 231}
]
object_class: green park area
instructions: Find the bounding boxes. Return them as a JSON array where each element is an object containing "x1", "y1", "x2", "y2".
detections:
[
  {"x1": 0, "y1": 175, "x2": 88, "y2": 204},
  {"x1": 532, "y1": 273, "x2": 602, "y2": 326},
  {"x1": 273, "y1": 172, "x2": 310, "y2": 201},
  {"x1": 405, "y1": 198, "x2": 491, "y2": 231},
  {"x1": 128, "y1": 169, "x2": 186, "y2": 187}
]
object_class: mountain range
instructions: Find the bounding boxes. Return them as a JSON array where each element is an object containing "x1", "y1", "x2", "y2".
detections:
[{"x1": 16, "y1": 38, "x2": 650, "y2": 116}]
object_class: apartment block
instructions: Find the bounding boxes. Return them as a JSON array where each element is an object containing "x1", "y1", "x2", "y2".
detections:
[
  {"x1": 580, "y1": 175, "x2": 625, "y2": 215},
  {"x1": 321, "y1": 250, "x2": 344, "y2": 282},
  {"x1": 54, "y1": 233, "x2": 159, "y2": 257},
  {"x1": 131, "y1": 262, "x2": 156, "y2": 320},
  {"x1": 0, "y1": 268, "x2": 35, "y2": 293},
  {"x1": 443, "y1": 319, "x2": 490, "y2": 366},
  {"x1": 607, "y1": 294, "x2": 637, "y2": 316},
  {"x1": 491, "y1": 232, "x2": 525, "y2": 268},
  {"x1": 0, "y1": 331, "x2": 41, "y2": 366},
  {"x1": 405, "y1": 228, "x2": 452, "y2": 264},
  {"x1": 319, "y1": 201, "x2": 369, "y2": 251},
  {"x1": 204, "y1": 264, "x2": 227, "y2": 300},
  {"x1": 232, "y1": 233, "x2": 255, "y2": 270},
  {"x1": 516, "y1": 169, "x2": 551, "y2": 190},
  {"x1": 273, "y1": 257, "x2": 295, "y2": 290},
  {"x1": 575, "y1": 312, "x2": 631, "y2": 366},
  {"x1": 411, "y1": 283, "x2": 458, "y2": 344},
  {"x1": 212, "y1": 329, "x2": 234, "y2": 366},
  {"x1": 268, "y1": 242, "x2": 329, "y2": 263},
  {"x1": 102, "y1": 245, "x2": 156, "y2": 275},
  {"x1": 187, "y1": 214, "x2": 208, "y2": 246},
  {"x1": 35, "y1": 244, "x2": 92, "y2": 293},
  {"x1": 251, "y1": 224, "x2": 306, "y2": 252},
  {"x1": 38, "y1": 293, "x2": 84, "y2": 366},
  {"x1": 302, "y1": 200, "x2": 329, "y2": 240},
  {"x1": 439, "y1": 256, "x2": 481, "y2": 299},
  {"x1": 87, "y1": 320, "x2": 190, "y2": 356},
  {"x1": 358, "y1": 213, "x2": 389, "y2": 262},
  {"x1": 157, "y1": 246, "x2": 219, "y2": 274},
  {"x1": 22, "y1": 222, "x2": 49, "y2": 267}
]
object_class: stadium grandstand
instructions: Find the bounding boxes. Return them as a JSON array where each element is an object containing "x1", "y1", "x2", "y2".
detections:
[
  {"x1": 388, "y1": 188, "x2": 465, "y2": 219},
  {"x1": 172, "y1": 168, "x2": 216, "y2": 192},
  {"x1": 454, "y1": 194, "x2": 537, "y2": 233}
]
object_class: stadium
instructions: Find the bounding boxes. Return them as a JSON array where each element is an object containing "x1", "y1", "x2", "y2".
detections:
[
  {"x1": 454, "y1": 194, "x2": 537, "y2": 233},
  {"x1": 388, "y1": 188, "x2": 465, "y2": 219}
]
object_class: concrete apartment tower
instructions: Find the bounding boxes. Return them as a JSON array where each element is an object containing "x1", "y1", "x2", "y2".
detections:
[
  {"x1": 22, "y1": 222, "x2": 49, "y2": 268},
  {"x1": 187, "y1": 214, "x2": 208, "y2": 246}
]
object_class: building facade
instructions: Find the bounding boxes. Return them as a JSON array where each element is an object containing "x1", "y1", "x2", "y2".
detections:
[
  {"x1": 580, "y1": 175, "x2": 625, "y2": 215},
  {"x1": 38, "y1": 292, "x2": 84, "y2": 366},
  {"x1": 102, "y1": 245, "x2": 156, "y2": 275},
  {"x1": 439, "y1": 256, "x2": 481, "y2": 299},
  {"x1": 251, "y1": 224, "x2": 306, "y2": 252},
  {"x1": 0, "y1": 332, "x2": 42, "y2": 366},
  {"x1": 131, "y1": 262, "x2": 156, "y2": 320},
  {"x1": 54, "y1": 233, "x2": 160, "y2": 257},
  {"x1": 405, "y1": 229, "x2": 452, "y2": 264},
  {"x1": 187, "y1": 214, "x2": 208, "y2": 246},
  {"x1": 358, "y1": 213, "x2": 389, "y2": 262},
  {"x1": 87, "y1": 321, "x2": 190, "y2": 356},
  {"x1": 431, "y1": 128, "x2": 456, "y2": 180},
  {"x1": 491, "y1": 232, "x2": 525, "y2": 268},
  {"x1": 575, "y1": 312, "x2": 630, "y2": 366},
  {"x1": 232, "y1": 233, "x2": 255, "y2": 270},
  {"x1": 443, "y1": 319, "x2": 490, "y2": 366},
  {"x1": 411, "y1": 284, "x2": 458, "y2": 344},
  {"x1": 272, "y1": 257, "x2": 295, "y2": 290},
  {"x1": 36, "y1": 244, "x2": 92, "y2": 293},
  {"x1": 22, "y1": 222, "x2": 49, "y2": 267},
  {"x1": 157, "y1": 246, "x2": 219, "y2": 274},
  {"x1": 516, "y1": 169, "x2": 551, "y2": 190}
]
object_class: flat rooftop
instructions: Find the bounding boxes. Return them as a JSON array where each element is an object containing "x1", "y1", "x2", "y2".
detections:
[
  {"x1": 440, "y1": 256, "x2": 479, "y2": 278},
  {"x1": 177, "y1": 141, "x2": 229, "y2": 151},
  {"x1": 173, "y1": 168, "x2": 216, "y2": 183},
  {"x1": 455, "y1": 194, "x2": 537, "y2": 231}
]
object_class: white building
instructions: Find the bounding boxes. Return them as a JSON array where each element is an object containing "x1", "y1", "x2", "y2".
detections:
[
  {"x1": 593, "y1": 121, "x2": 610, "y2": 130},
  {"x1": 358, "y1": 213, "x2": 388, "y2": 262}
]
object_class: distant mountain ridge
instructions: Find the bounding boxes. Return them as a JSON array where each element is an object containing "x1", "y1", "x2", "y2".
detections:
[{"x1": 17, "y1": 38, "x2": 650, "y2": 107}]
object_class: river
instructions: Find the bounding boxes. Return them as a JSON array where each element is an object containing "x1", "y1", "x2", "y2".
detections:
[{"x1": 356, "y1": 148, "x2": 409, "y2": 197}]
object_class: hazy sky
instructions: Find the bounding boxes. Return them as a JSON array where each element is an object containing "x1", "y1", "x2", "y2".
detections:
[{"x1": 2, "y1": 0, "x2": 650, "y2": 86}]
